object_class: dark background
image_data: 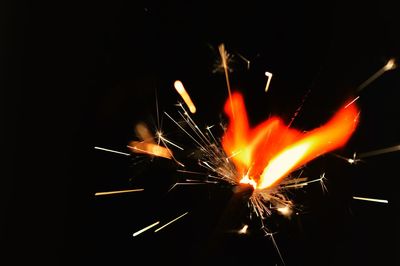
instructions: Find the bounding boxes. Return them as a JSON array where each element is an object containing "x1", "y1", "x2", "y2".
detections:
[{"x1": 3, "y1": 1, "x2": 399, "y2": 265}]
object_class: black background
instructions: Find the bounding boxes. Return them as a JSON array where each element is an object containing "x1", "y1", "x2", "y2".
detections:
[{"x1": 3, "y1": 1, "x2": 399, "y2": 265}]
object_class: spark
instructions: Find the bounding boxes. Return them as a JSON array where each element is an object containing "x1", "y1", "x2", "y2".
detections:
[
  {"x1": 352, "y1": 196, "x2": 388, "y2": 204},
  {"x1": 333, "y1": 152, "x2": 362, "y2": 165},
  {"x1": 357, "y1": 58, "x2": 396, "y2": 92},
  {"x1": 237, "y1": 53, "x2": 250, "y2": 69},
  {"x1": 168, "y1": 182, "x2": 207, "y2": 192},
  {"x1": 94, "y1": 146, "x2": 130, "y2": 156},
  {"x1": 185, "y1": 179, "x2": 218, "y2": 184},
  {"x1": 132, "y1": 221, "x2": 160, "y2": 237},
  {"x1": 358, "y1": 144, "x2": 400, "y2": 158},
  {"x1": 177, "y1": 169, "x2": 206, "y2": 175},
  {"x1": 264, "y1": 230, "x2": 286, "y2": 266},
  {"x1": 154, "y1": 212, "x2": 189, "y2": 233},
  {"x1": 219, "y1": 43, "x2": 235, "y2": 119},
  {"x1": 284, "y1": 172, "x2": 327, "y2": 193},
  {"x1": 164, "y1": 111, "x2": 205, "y2": 149},
  {"x1": 95, "y1": 188, "x2": 144, "y2": 196},
  {"x1": 174, "y1": 80, "x2": 196, "y2": 114},
  {"x1": 158, "y1": 135, "x2": 184, "y2": 150},
  {"x1": 238, "y1": 224, "x2": 249, "y2": 234},
  {"x1": 344, "y1": 96, "x2": 360, "y2": 109},
  {"x1": 264, "y1": 71, "x2": 273, "y2": 93}
]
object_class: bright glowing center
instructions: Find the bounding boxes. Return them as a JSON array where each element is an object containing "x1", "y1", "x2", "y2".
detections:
[{"x1": 223, "y1": 92, "x2": 359, "y2": 190}]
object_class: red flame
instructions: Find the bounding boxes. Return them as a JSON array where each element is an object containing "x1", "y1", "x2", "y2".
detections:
[{"x1": 222, "y1": 92, "x2": 359, "y2": 190}]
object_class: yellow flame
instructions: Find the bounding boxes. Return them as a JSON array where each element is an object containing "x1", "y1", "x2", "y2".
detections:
[{"x1": 222, "y1": 92, "x2": 359, "y2": 190}]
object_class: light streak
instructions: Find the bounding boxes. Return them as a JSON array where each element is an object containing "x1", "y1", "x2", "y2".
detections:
[
  {"x1": 174, "y1": 80, "x2": 196, "y2": 114},
  {"x1": 357, "y1": 58, "x2": 397, "y2": 92},
  {"x1": 95, "y1": 189, "x2": 144, "y2": 196},
  {"x1": 264, "y1": 71, "x2": 273, "y2": 93},
  {"x1": 264, "y1": 230, "x2": 286, "y2": 266},
  {"x1": 94, "y1": 146, "x2": 130, "y2": 156},
  {"x1": 352, "y1": 196, "x2": 388, "y2": 204},
  {"x1": 358, "y1": 144, "x2": 400, "y2": 158},
  {"x1": 132, "y1": 221, "x2": 160, "y2": 237},
  {"x1": 344, "y1": 96, "x2": 360, "y2": 109},
  {"x1": 168, "y1": 182, "x2": 207, "y2": 192},
  {"x1": 237, "y1": 53, "x2": 250, "y2": 69},
  {"x1": 333, "y1": 152, "x2": 362, "y2": 165},
  {"x1": 154, "y1": 212, "x2": 189, "y2": 233},
  {"x1": 158, "y1": 135, "x2": 184, "y2": 150}
]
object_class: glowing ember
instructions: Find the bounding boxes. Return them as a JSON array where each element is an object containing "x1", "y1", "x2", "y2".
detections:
[
  {"x1": 128, "y1": 141, "x2": 173, "y2": 159},
  {"x1": 222, "y1": 92, "x2": 359, "y2": 190},
  {"x1": 174, "y1": 80, "x2": 197, "y2": 114}
]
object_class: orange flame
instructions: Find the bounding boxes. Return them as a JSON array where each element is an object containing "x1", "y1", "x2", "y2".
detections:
[{"x1": 222, "y1": 92, "x2": 359, "y2": 190}]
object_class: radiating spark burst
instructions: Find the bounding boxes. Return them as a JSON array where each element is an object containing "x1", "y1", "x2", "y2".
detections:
[
  {"x1": 95, "y1": 44, "x2": 396, "y2": 265},
  {"x1": 125, "y1": 45, "x2": 359, "y2": 246}
]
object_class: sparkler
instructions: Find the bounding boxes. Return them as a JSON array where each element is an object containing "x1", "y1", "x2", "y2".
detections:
[{"x1": 94, "y1": 44, "x2": 396, "y2": 265}]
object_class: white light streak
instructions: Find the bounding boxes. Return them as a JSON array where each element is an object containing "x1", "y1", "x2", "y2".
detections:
[
  {"x1": 344, "y1": 96, "x2": 360, "y2": 109},
  {"x1": 132, "y1": 221, "x2": 160, "y2": 237},
  {"x1": 358, "y1": 144, "x2": 400, "y2": 158},
  {"x1": 357, "y1": 58, "x2": 397, "y2": 92},
  {"x1": 154, "y1": 212, "x2": 189, "y2": 233},
  {"x1": 94, "y1": 146, "x2": 130, "y2": 156},
  {"x1": 95, "y1": 189, "x2": 144, "y2": 196}
]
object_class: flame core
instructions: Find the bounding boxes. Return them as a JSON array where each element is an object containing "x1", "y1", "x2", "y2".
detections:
[{"x1": 222, "y1": 92, "x2": 359, "y2": 190}]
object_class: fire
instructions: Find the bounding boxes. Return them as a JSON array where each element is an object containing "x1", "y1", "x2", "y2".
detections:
[{"x1": 222, "y1": 92, "x2": 359, "y2": 190}]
